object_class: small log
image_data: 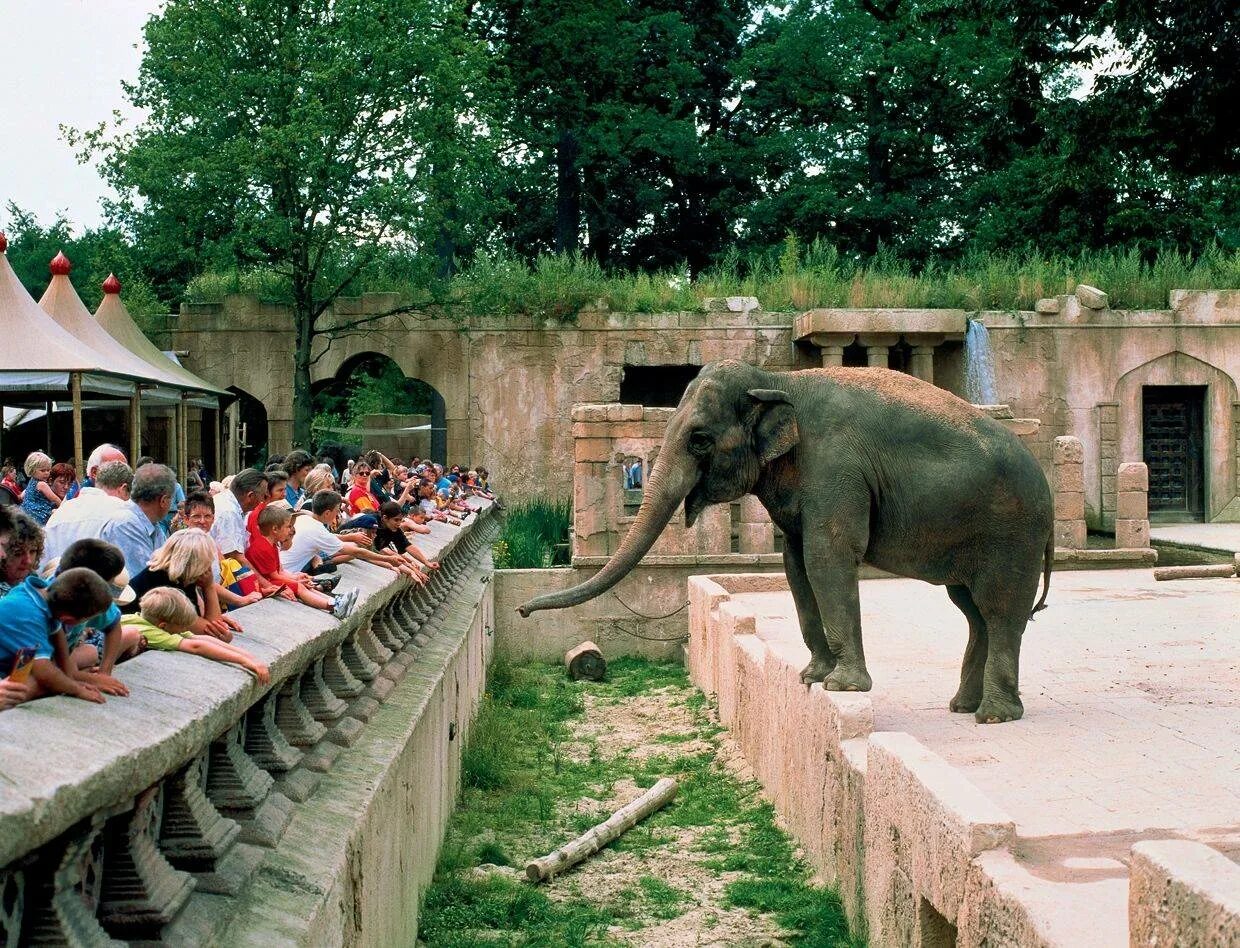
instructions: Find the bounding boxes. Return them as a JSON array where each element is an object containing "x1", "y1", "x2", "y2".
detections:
[
  {"x1": 564, "y1": 641, "x2": 606, "y2": 681},
  {"x1": 525, "y1": 777, "x2": 678, "y2": 883},
  {"x1": 1153, "y1": 563, "x2": 1236, "y2": 581}
]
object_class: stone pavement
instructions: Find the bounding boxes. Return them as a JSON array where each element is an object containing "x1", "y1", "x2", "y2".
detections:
[
  {"x1": 705, "y1": 569, "x2": 1240, "y2": 945},
  {"x1": 1151, "y1": 522, "x2": 1240, "y2": 554}
]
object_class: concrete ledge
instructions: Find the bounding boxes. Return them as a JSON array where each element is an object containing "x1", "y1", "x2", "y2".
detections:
[
  {"x1": 1053, "y1": 547, "x2": 1158, "y2": 568},
  {"x1": 1129, "y1": 841, "x2": 1240, "y2": 947}
]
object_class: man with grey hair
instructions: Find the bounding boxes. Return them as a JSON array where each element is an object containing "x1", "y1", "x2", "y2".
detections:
[
  {"x1": 101, "y1": 463, "x2": 175, "y2": 575},
  {"x1": 41, "y1": 460, "x2": 134, "y2": 567},
  {"x1": 80, "y1": 444, "x2": 127, "y2": 489},
  {"x1": 211, "y1": 468, "x2": 275, "y2": 593}
]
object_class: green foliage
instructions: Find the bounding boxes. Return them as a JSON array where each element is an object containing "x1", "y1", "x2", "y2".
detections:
[{"x1": 492, "y1": 499, "x2": 571, "y2": 569}]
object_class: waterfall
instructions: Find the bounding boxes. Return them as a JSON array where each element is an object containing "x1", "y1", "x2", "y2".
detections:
[{"x1": 963, "y1": 319, "x2": 998, "y2": 405}]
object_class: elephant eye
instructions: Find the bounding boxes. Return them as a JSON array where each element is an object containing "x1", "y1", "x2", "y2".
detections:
[{"x1": 688, "y1": 431, "x2": 713, "y2": 455}]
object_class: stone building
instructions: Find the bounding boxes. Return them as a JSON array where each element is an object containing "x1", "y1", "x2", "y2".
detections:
[{"x1": 172, "y1": 287, "x2": 1240, "y2": 526}]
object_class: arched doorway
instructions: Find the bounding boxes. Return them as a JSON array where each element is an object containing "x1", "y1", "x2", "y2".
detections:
[
  {"x1": 312, "y1": 353, "x2": 447, "y2": 463},
  {"x1": 227, "y1": 386, "x2": 269, "y2": 470}
]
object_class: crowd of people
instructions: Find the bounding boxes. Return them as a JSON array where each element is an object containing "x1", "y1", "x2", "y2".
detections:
[{"x1": 0, "y1": 444, "x2": 496, "y2": 712}]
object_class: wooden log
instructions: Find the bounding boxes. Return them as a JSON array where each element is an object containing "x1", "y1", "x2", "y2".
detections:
[
  {"x1": 564, "y1": 641, "x2": 606, "y2": 681},
  {"x1": 525, "y1": 777, "x2": 678, "y2": 883},
  {"x1": 1153, "y1": 564, "x2": 1236, "y2": 581}
]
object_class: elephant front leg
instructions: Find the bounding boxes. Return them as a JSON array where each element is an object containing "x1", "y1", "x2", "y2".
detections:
[
  {"x1": 946, "y1": 585, "x2": 988, "y2": 713},
  {"x1": 803, "y1": 539, "x2": 871, "y2": 693},
  {"x1": 783, "y1": 537, "x2": 835, "y2": 684}
]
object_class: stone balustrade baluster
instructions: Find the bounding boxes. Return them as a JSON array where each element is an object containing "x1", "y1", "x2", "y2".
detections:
[
  {"x1": 20, "y1": 817, "x2": 117, "y2": 945},
  {"x1": 158, "y1": 755, "x2": 242, "y2": 894}
]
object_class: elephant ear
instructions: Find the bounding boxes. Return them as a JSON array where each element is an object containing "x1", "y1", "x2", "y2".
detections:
[{"x1": 748, "y1": 389, "x2": 799, "y2": 465}]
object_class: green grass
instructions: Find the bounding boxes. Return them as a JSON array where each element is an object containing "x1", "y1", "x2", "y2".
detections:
[
  {"x1": 183, "y1": 242, "x2": 1240, "y2": 318},
  {"x1": 492, "y1": 498, "x2": 571, "y2": 570},
  {"x1": 419, "y1": 657, "x2": 861, "y2": 946}
]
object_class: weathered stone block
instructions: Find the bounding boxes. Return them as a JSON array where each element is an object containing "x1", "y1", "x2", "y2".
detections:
[
  {"x1": 618, "y1": 404, "x2": 643, "y2": 421},
  {"x1": 1075, "y1": 284, "x2": 1109, "y2": 309},
  {"x1": 1054, "y1": 520, "x2": 1086, "y2": 549},
  {"x1": 1115, "y1": 518, "x2": 1150, "y2": 549},
  {"x1": 1034, "y1": 298, "x2": 1060, "y2": 315},
  {"x1": 1054, "y1": 464, "x2": 1084, "y2": 493},
  {"x1": 574, "y1": 438, "x2": 613, "y2": 463},
  {"x1": 1117, "y1": 462, "x2": 1149, "y2": 492},
  {"x1": 1116, "y1": 490, "x2": 1148, "y2": 520},
  {"x1": 570, "y1": 404, "x2": 611, "y2": 423},
  {"x1": 1052, "y1": 436, "x2": 1083, "y2": 465},
  {"x1": 1099, "y1": 403, "x2": 1119, "y2": 423},
  {"x1": 1129, "y1": 840, "x2": 1240, "y2": 948},
  {"x1": 1054, "y1": 492, "x2": 1085, "y2": 520}
]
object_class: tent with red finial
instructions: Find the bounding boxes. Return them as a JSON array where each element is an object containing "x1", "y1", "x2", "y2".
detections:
[
  {"x1": 39, "y1": 250, "x2": 197, "y2": 393},
  {"x1": 95, "y1": 270, "x2": 228, "y2": 398}
]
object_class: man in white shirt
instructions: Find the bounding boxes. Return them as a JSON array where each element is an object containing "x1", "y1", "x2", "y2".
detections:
[
  {"x1": 41, "y1": 461, "x2": 134, "y2": 567},
  {"x1": 280, "y1": 490, "x2": 402, "y2": 574}
]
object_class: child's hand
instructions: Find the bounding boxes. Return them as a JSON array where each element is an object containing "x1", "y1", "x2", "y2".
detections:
[
  {"x1": 222, "y1": 614, "x2": 244, "y2": 634},
  {"x1": 72, "y1": 682, "x2": 106, "y2": 704},
  {"x1": 0, "y1": 679, "x2": 33, "y2": 710},
  {"x1": 427, "y1": 560, "x2": 440, "y2": 570},
  {"x1": 241, "y1": 591, "x2": 263, "y2": 606},
  {"x1": 86, "y1": 671, "x2": 129, "y2": 698},
  {"x1": 279, "y1": 587, "x2": 296, "y2": 601},
  {"x1": 248, "y1": 661, "x2": 271, "y2": 685}
]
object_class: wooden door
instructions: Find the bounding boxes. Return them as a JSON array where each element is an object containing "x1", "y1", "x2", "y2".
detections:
[{"x1": 1142, "y1": 386, "x2": 1205, "y2": 521}]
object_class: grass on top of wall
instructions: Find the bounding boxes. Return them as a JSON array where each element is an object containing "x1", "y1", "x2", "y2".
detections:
[{"x1": 182, "y1": 241, "x2": 1240, "y2": 319}]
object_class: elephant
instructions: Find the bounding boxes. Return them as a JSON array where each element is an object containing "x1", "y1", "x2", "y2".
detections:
[{"x1": 518, "y1": 359, "x2": 1054, "y2": 724}]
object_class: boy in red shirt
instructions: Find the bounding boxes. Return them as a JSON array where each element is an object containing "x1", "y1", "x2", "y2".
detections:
[{"x1": 246, "y1": 506, "x2": 357, "y2": 619}]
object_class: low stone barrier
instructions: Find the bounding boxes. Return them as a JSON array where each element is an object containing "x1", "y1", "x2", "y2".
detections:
[
  {"x1": 0, "y1": 500, "x2": 497, "y2": 945},
  {"x1": 687, "y1": 572, "x2": 1240, "y2": 948}
]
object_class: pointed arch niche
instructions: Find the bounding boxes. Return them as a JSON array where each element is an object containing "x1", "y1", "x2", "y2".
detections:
[{"x1": 1111, "y1": 351, "x2": 1239, "y2": 522}]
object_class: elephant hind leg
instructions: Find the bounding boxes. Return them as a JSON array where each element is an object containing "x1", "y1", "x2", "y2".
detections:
[
  {"x1": 969, "y1": 570, "x2": 1041, "y2": 724},
  {"x1": 946, "y1": 584, "x2": 987, "y2": 713}
]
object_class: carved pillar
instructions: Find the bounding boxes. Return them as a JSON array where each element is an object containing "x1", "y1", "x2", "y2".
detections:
[
  {"x1": 321, "y1": 643, "x2": 365, "y2": 699},
  {"x1": 909, "y1": 345, "x2": 935, "y2": 383},
  {"x1": 354, "y1": 617, "x2": 393, "y2": 665},
  {"x1": 1053, "y1": 436, "x2": 1087, "y2": 549},
  {"x1": 207, "y1": 721, "x2": 274, "y2": 810},
  {"x1": 98, "y1": 786, "x2": 195, "y2": 937},
  {"x1": 21, "y1": 818, "x2": 119, "y2": 945},
  {"x1": 373, "y1": 610, "x2": 406, "y2": 651},
  {"x1": 275, "y1": 675, "x2": 328, "y2": 746},
  {"x1": 340, "y1": 632, "x2": 381, "y2": 681},
  {"x1": 0, "y1": 867, "x2": 24, "y2": 946},
  {"x1": 820, "y1": 345, "x2": 844, "y2": 367},
  {"x1": 858, "y1": 333, "x2": 899, "y2": 369},
  {"x1": 245, "y1": 695, "x2": 304, "y2": 771},
  {"x1": 1115, "y1": 462, "x2": 1151, "y2": 549},
  {"x1": 300, "y1": 660, "x2": 348, "y2": 722},
  {"x1": 159, "y1": 755, "x2": 240, "y2": 876}
]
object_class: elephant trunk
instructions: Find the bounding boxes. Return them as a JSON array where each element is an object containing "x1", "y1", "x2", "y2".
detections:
[{"x1": 517, "y1": 435, "x2": 697, "y2": 617}]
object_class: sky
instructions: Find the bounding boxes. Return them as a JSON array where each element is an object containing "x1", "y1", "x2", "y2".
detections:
[{"x1": 0, "y1": 0, "x2": 163, "y2": 233}]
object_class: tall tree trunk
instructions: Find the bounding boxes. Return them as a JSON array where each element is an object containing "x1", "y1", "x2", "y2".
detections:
[
  {"x1": 555, "y1": 127, "x2": 581, "y2": 253},
  {"x1": 292, "y1": 300, "x2": 314, "y2": 450}
]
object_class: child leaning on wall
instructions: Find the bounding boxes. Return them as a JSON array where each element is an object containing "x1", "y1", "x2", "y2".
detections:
[
  {"x1": 124, "y1": 587, "x2": 270, "y2": 684},
  {"x1": 246, "y1": 505, "x2": 358, "y2": 619},
  {"x1": 0, "y1": 568, "x2": 119, "y2": 703}
]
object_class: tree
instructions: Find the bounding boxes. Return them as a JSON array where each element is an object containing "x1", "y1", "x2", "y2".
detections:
[{"x1": 78, "y1": 0, "x2": 485, "y2": 446}]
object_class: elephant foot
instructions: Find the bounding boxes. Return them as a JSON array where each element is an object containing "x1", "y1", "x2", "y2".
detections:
[
  {"x1": 974, "y1": 695, "x2": 1024, "y2": 724},
  {"x1": 799, "y1": 657, "x2": 835, "y2": 685},
  {"x1": 824, "y1": 665, "x2": 872, "y2": 693},
  {"x1": 949, "y1": 689, "x2": 982, "y2": 713}
]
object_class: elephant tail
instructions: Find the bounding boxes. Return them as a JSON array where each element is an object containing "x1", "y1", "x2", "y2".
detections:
[{"x1": 1029, "y1": 531, "x2": 1053, "y2": 619}]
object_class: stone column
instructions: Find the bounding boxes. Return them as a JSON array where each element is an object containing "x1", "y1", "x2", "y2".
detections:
[
  {"x1": 820, "y1": 345, "x2": 844, "y2": 367},
  {"x1": 809, "y1": 332, "x2": 853, "y2": 368},
  {"x1": 1115, "y1": 462, "x2": 1151, "y2": 549},
  {"x1": 858, "y1": 333, "x2": 899, "y2": 369},
  {"x1": 1053, "y1": 436, "x2": 1086, "y2": 549},
  {"x1": 909, "y1": 346, "x2": 935, "y2": 383},
  {"x1": 1097, "y1": 402, "x2": 1119, "y2": 527},
  {"x1": 735, "y1": 495, "x2": 775, "y2": 554}
]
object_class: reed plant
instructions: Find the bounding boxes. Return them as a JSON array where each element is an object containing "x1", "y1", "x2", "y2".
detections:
[{"x1": 491, "y1": 498, "x2": 571, "y2": 570}]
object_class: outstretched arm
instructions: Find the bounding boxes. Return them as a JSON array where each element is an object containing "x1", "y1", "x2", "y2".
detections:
[{"x1": 178, "y1": 637, "x2": 270, "y2": 684}]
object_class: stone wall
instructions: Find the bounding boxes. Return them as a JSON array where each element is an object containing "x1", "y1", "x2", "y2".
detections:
[
  {"x1": 0, "y1": 501, "x2": 496, "y2": 946},
  {"x1": 173, "y1": 290, "x2": 1240, "y2": 520}
]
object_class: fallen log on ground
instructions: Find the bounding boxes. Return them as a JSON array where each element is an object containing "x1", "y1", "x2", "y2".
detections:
[
  {"x1": 1153, "y1": 564, "x2": 1236, "y2": 581},
  {"x1": 564, "y1": 641, "x2": 606, "y2": 681},
  {"x1": 525, "y1": 777, "x2": 678, "y2": 882}
]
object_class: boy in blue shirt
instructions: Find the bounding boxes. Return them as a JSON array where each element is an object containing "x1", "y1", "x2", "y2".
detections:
[
  {"x1": 0, "y1": 568, "x2": 116, "y2": 704},
  {"x1": 54, "y1": 539, "x2": 141, "y2": 697}
]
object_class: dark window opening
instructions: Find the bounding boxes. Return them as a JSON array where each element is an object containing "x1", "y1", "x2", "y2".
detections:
[
  {"x1": 620, "y1": 365, "x2": 702, "y2": 407},
  {"x1": 842, "y1": 342, "x2": 868, "y2": 367}
]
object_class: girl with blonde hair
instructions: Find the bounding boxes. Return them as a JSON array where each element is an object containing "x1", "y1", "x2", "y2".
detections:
[
  {"x1": 125, "y1": 528, "x2": 235, "y2": 640},
  {"x1": 21, "y1": 451, "x2": 61, "y2": 525}
]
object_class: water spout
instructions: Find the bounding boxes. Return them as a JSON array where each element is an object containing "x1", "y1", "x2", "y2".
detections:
[{"x1": 964, "y1": 319, "x2": 998, "y2": 405}]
